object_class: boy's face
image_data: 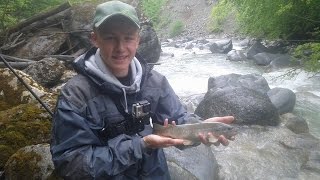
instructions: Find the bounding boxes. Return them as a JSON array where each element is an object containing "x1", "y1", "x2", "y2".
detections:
[{"x1": 91, "y1": 16, "x2": 140, "y2": 77}]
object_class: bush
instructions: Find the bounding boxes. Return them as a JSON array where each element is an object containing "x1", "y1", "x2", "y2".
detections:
[
  {"x1": 141, "y1": 0, "x2": 167, "y2": 25},
  {"x1": 228, "y1": 0, "x2": 320, "y2": 40},
  {"x1": 0, "y1": 0, "x2": 64, "y2": 31},
  {"x1": 209, "y1": 0, "x2": 235, "y2": 33},
  {"x1": 169, "y1": 21, "x2": 184, "y2": 38},
  {"x1": 293, "y1": 43, "x2": 320, "y2": 72}
]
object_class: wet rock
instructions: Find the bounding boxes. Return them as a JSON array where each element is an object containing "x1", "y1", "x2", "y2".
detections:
[
  {"x1": 195, "y1": 86, "x2": 280, "y2": 125},
  {"x1": 227, "y1": 50, "x2": 246, "y2": 61},
  {"x1": 209, "y1": 39, "x2": 233, "y2": 54},
  {"x1": 137, "y1": 24, "x2": 161, "y2": 63},
  {"x1": 246, "y1": 40, "x2": 270, "y2": 59},
  {"x1": 268, "y1": 87, "x2": 296, "y2": 114},
  {"x1": 164, "y1": 144, "x2": 218, "y2": 180},
  {"x1": 253, "y1": 52, "x2": 277, "y2": 66},
  {"x1": 207, "y1": 73, "x2": 270, "y2": 95},
  {"x1": 184, "y1": 42, "x2": 194, "y2": 49},
  {"x1": 213, "y1": 125, "x2": 320, "y2": 179},
  {"x1": 268, "y1": 54, "x2": 292, "y2": 70},
  {"x1": 198, "y1": 74, "x2": 279, "y2": 125},
  {"x1": 281, "y1": 113, "x2": 309, "y2": 134},
  {"x1": 23, "y1": 57, "x2": 66, "y2": 88}
]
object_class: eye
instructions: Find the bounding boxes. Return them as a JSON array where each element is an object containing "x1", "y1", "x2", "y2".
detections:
[
  {"x1": 125, "y1": 36, "x2": 135, "y2": 41},
  {"x1": 102, "y1": 36, "x2": 114, "y2": 41}
]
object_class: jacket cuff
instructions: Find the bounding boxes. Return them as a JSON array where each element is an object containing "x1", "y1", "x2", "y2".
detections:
[{"x1": 140, "y1": 138, "x2": 153, "y2": 155}]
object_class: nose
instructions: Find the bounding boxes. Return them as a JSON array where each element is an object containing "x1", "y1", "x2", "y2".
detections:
[{"x1": 115, "y1": 38, "x2": 125, "y2": 52}]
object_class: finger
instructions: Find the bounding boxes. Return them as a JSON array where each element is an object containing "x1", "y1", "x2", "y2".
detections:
[
  {"x1": 172, "y1": 121, "x2": 176, "y2": 126},
  {"x1": 206, "y1": 116, "x2": 234, "y2": 124},
  {"x1": 198, "y1": 133, "x2": 209, "y2": 145},
  {"x1": 164, "y1": 119, "x2": 168, "y2": 127},
  {"x1": 163, "y1": 137, "x2": 184, "y2": 146},
  {"x1": 218, "y1": 135, "x2": 229, "y2": 146}
]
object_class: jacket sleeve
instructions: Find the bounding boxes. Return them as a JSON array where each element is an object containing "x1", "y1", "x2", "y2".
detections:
[
  {"x1": 50, "y1": 97, "x2": 149, "y2": 179},
  {"x1": 152, "y1": 76, "x2": 203, "y2": 125}
]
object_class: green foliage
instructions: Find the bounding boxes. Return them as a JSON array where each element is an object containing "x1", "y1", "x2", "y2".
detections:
[
  {"x1": 210, "y1": 0, "x2": 320, "y2": 72},
  {"x1": 0, "y1": 0, "x2": 65, "y2": 31},
  {"x1": 228, "y1": 0, "x2": 320, "y2": 40},
  {"x1": 293, "y1": 43, "x2": 320, "y2": 72},
  {"x1": 209, "y1": 0, "x2": 234, "y2": 33},
  {"x1": 5, "y1": 150, "x2": 42, "y2": 179},
  {"x1": 156, "y1": 14, "x2": 171, "y2": 30},
  {"x1": 141, "y1": 0, "x2": 167, "y2": 26},
  {"x1": 169, "y1": 20, "x2": 184, "y2": 38}
]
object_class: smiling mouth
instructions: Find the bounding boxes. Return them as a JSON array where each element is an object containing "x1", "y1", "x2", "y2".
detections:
[{"x1": 112, "y1": 55, "x2": 128, "y2": 61}]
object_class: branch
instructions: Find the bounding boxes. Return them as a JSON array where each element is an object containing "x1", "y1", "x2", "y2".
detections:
[
  {"x1": 0, "y1": 54, "x2": 34, "y2": 62},
  {"x1": 0, "y1": 61, "x2": 34, "y2": 69}
]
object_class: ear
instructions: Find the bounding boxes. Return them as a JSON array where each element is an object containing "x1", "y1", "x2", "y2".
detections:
[
  {"x1": 90, "y1": 31, "x2": 99, "y2": 48},
  {"x1": 136, "y1": 34, "x2": 140, "y2": 48}
]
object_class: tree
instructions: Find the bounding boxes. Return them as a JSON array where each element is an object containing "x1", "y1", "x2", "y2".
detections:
[
  {"x1": 228, "y1": 0, "x2": 320, "y2": 40},
  {"x1": 0, "y1": 0, "x2": 64, "y2": 32}
]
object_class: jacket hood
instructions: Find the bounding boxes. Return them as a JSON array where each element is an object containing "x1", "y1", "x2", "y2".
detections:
[{"x1": 73, "y1": 48, "x2": 150, "y2": 95}]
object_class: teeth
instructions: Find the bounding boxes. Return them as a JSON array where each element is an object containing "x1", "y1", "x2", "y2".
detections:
[{"x1": 114, "y1": 56, "x2": 126, "y2": 59}]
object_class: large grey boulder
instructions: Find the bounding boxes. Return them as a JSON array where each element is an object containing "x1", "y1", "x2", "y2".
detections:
[
  {"x1": 197, "y1": 74, "x2": 279, "y2": 125},
  {"x1": 207, "y1": 73, "x2": 270, "y2": 95},
  {"x1": 195, "y1": 86, "x2": 279, "y2": 125},
  {"x1": 281, "y1": 113, "x2": 309, "y2": 134},
  {"x1": 164, "y1": 144, "x2": 218, "y2": 180},
  {"x1": 4, "y1": 144, "x2": 56, "y2": 180},
  {"x1": 13, "y1": 28, "x2": 67, "y2": 59},
  {"x1": 253, "y1": 52, "x2": 277, "y2": 66},
  {"x1": 209, "y1": 39, "x2": 233, "y2": 54},
  {"x1": 268, "y1": 87, "x2": 296, "y2": 114},
  {"x1": 226, "y1": 50, "x2": 246, "y2": 61},
  {"x1": 137, "y1": 24, "x2": 161, "y2": 63},
  {"x1": 23, "y1": 57, "x2": 66, "y2": 88},
  {"x1": 267, "y1": 54, "x2": 292, "y2": 70},
  {"x1": 246, "y1": 40, "x2": 269, "y2": 59}
]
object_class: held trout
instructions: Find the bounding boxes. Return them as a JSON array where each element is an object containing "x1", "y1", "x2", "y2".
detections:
[{"x1": 153, "y1": 122, "x2": 237, "y2": 145}]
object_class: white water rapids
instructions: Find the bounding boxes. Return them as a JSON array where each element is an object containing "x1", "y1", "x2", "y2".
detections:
[{"x1": 154, "y1": 43, "x2": 320, "y2": 139}]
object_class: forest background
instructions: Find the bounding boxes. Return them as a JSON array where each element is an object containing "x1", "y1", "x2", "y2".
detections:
[{"x1": 0, "y1": 0, "x2": 319, "y2": 73}]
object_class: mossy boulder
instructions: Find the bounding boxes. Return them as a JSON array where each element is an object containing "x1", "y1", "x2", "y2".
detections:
[
  {"x1": 0, "y1": 103, "x2": 52, "y2": 170},
  {"x1": 0, "y1": 68, "x2": 47, "y2": 111},
  {"x1": 4, "y1": 144, "x2": 61, "y2": 180}
]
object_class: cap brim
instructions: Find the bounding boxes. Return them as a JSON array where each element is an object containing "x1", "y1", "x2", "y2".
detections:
[{"x1": 94, "y1": 13, "x2": 140, "y2": 29}]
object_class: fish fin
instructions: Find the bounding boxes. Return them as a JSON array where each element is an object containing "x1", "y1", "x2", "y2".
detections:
[{"x1": 183, "y1": 140, "x2": 194, "y2": 146}]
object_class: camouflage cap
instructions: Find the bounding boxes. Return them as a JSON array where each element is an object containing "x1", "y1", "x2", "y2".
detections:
[{"x1": 93, "y1": 1, "x2": 140, "y2": 28}]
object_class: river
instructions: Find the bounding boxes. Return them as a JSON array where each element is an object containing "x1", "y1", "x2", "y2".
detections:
[{"x1": 154, "y1": 42, "x2": 320, "y2": 139}]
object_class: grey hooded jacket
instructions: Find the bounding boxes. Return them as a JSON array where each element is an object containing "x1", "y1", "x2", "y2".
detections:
[{"x1": 50, "y1": 48, "x2": 201, "y2": 179}]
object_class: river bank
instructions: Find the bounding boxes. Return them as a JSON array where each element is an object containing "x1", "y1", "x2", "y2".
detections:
[{"x1": 155, "y1": 40, "x2": 320, "y2": 139}]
